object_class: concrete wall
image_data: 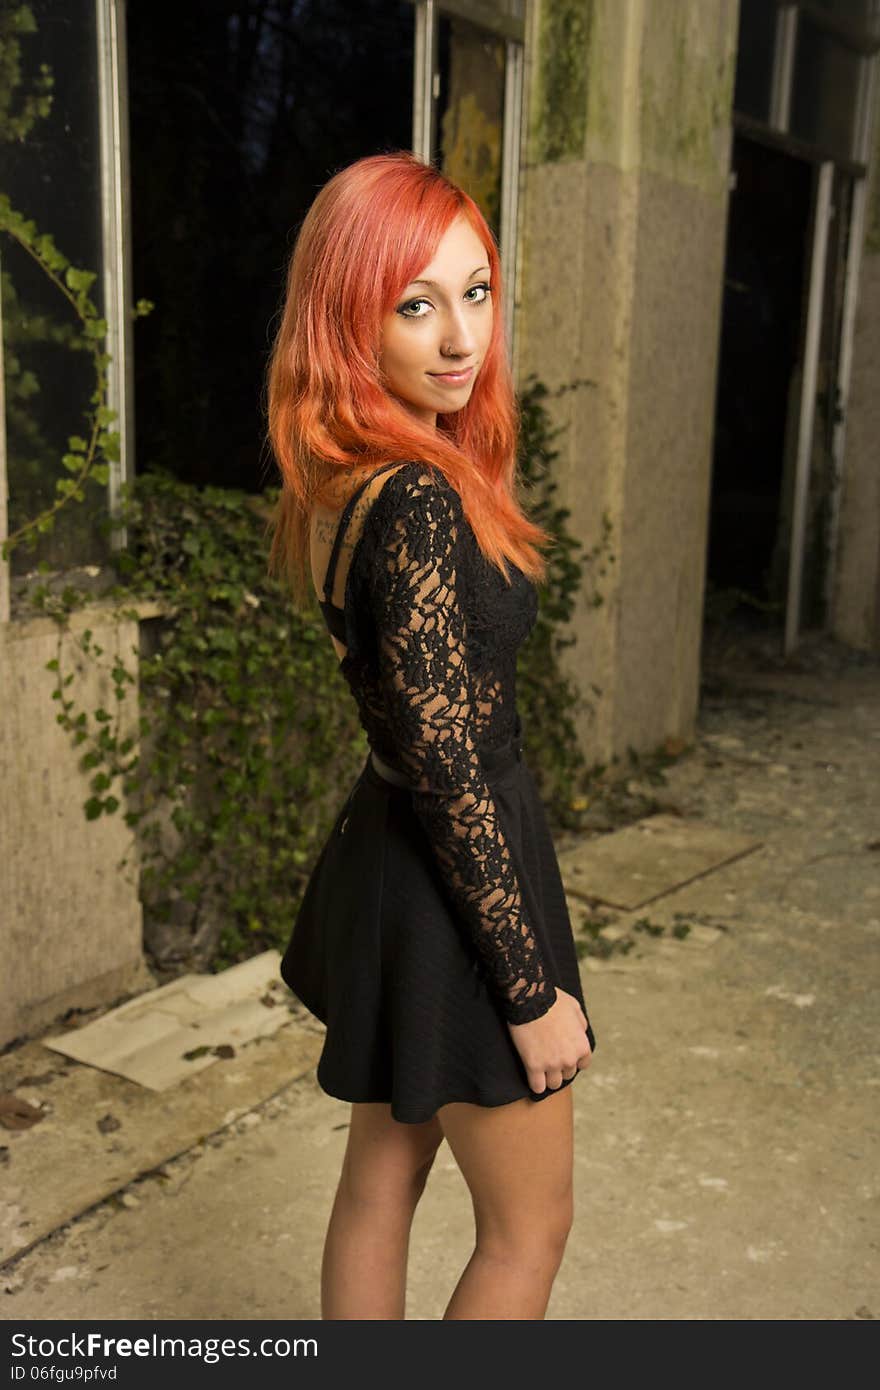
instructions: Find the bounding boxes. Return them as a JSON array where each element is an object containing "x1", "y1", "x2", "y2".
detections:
[
  {"x1": 516, "y1": 0, "x2": 738, "y2": 762},
  {"x1": 832, "y1": 104, "x2": 880, "y2": 653},
  {"x1": 0, "y1": 608, "x2": 150, "y2": 1046}
]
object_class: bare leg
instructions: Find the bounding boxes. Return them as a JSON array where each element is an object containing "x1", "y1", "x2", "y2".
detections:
[
  {"x1": 438, "y1": 1087, "x2": 574, "y2": 1320},
  {"x1": 321, "y1": 1102, "x2": 443, "y2": 1319}
]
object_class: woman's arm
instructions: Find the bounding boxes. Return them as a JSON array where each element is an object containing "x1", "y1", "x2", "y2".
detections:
[{"x1": 366, "y1": 467, "x2": 557, "y2": 1026}]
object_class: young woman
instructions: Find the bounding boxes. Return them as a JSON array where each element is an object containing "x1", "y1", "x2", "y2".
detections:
[{"x1": 266, "y1": 151, "x2": 596, "y2": 1321}]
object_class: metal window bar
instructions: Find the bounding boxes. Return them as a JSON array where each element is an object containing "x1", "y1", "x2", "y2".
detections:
[
  {"x1": 824, "y1": 175, "x2": 868, "y2": 623},
  {"x1": 412, "y1": 0, "x2": 438, "y2": 161},
  {"x1": 500, "y1": 35, "x2": 523, "y2": 353},
  {"x1": 785, "y1": 160, "x2": 834, "y2": 654},
  {"x1": 770, "y1": 3, "x2": 798, "y2": 132},
  {"x1": 825, "y1": 48, "x2": 878, "y2": 619},
  {"x1": 96, "y1": 0, "x2": 134, "y2": 546},
  {"x1": 854, "y1": 43, "x2": 879, "y2": 164}
]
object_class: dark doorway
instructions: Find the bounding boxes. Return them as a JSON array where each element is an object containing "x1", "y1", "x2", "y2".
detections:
[
  {"x1": 707, "y1": 134, "x2": 813, "y2": 615},
  {"x1": 125, "y1": 0, "x2": 415, "y2": 493}
]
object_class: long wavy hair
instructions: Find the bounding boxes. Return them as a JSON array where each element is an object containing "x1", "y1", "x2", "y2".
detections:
[{"x1": 264, "y1": 151, "x2": 553, "y2": 608}]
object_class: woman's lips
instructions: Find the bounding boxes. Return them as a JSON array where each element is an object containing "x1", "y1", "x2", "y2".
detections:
[{"x1": 428, "y1": 366, "x2": 475, "y2": 386}]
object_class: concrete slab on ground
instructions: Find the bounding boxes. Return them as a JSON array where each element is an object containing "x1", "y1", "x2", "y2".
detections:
[
  {"x1": 42, "y1": 951, "x2": 291, "y2": 1091},
  {"x1": 0, "y1": 1003, "x2": 322, "y2": 1265},
  {"x1": 558, "y1": 813, "x2": 762, "y2": 909}
]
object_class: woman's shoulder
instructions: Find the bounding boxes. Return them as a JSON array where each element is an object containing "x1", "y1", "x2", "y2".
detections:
[
  {"x1": 370, "y1": 460, "x2": 462, "y2": 512},
  {"x1": 381, "y1": 459, "x2": 450, "y2": 489},
  {"x1": 356, "y1": 461, "x2": 466, "y2": 560}
]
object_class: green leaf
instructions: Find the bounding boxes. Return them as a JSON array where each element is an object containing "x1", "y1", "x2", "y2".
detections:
[{"x1": 64, "y1": 267, "x2": 97, "y2": 294}]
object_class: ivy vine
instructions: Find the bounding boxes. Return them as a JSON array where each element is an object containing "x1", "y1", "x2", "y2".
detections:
[{"x1": 516, "y1": 374, "x2": 615, "y2": 813}]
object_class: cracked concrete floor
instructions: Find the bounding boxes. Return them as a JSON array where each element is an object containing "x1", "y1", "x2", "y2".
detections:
[{"x1": 2, "y1": 632, "x2": 878, "y2": 1320}]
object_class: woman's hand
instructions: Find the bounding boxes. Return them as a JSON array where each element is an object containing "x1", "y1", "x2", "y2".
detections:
[{"x1": 506, "y1": 986, "x2": 593, "y2": 1095}]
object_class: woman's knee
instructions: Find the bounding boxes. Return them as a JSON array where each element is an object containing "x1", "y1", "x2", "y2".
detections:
[
  {"x1": 438, "y1": 1090, "x2": 575, "y2": 1262},
  {"x1": 340, "y1": 1104, "x2": 443, "y2": 1206},
  {"x1": 475, "y1": 1189, "x2": 573, "y2": 1267}
]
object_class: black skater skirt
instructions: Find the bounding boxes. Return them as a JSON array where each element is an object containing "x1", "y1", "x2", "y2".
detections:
[{"x1": 280, "y1": 716, "x2": 596, "y2": 1125}]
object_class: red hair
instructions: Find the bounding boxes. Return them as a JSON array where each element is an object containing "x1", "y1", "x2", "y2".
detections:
[{"x1": 264, "y1": 151, "x2": 553, "y2": 607}]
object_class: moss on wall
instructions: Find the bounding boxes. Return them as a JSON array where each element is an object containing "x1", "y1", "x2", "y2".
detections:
[
  {"x1": 638, "y1": 0, "x2": 737, "y2": 193},
  {"x1": 529, "y1": 0, "x2": 737, "y2": 192},
  {"x1": 531, "y1": 0, "x2": 593, "y2": 163}
]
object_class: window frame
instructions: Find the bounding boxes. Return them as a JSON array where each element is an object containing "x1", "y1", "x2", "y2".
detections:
[
  {"x1": 742, "y1": 0, "x2": 880, "y2": 170},
  {"x1": 97, "y1": 0, "x2": 135, "y2": 547},
  {"x1": 408, "y1": 0, "x2": 525, "y2": 353},
  {"x1": 0, "y1": 0, "x2": 134, "y2": 621}
]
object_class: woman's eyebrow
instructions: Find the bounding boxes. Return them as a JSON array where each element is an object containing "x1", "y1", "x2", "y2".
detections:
[{"x1": 407, "y1": 265, "x2": 491, "y2": 288}]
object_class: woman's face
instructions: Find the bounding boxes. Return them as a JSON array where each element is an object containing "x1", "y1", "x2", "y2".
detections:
[{"x1": 378, "y1": 213, "x2": 494, "y2": 429}]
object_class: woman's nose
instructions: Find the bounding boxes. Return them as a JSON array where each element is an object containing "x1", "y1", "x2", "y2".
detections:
[{"x1": 439, "y1": 308, "x2": 477, "y2": 357}]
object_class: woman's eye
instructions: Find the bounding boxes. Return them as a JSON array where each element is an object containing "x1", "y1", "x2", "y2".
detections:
[
  {"x1": 397, "y1": 284, "x2": 491, "y2": 317},
  {"x1": 398, "y1": 298, "x2": 432, "y2": 318}
]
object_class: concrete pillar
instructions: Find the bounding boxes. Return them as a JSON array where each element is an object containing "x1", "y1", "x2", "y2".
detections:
[
  {"x1": 516, "y1": 0, "x2": 738, "y2": 763},
  {"x1": 0, "y1": 609, "x2": 150, "y2": 1046}
]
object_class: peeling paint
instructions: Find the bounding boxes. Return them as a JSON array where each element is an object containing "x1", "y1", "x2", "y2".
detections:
[
  {"x1": 442, "y1": 92, "x2": 503, "y2": 230},
  {"x1": 440, "y1": 18, "x2": 505, "y2": 232}
]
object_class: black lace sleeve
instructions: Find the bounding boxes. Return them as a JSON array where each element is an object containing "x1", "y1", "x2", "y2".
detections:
[{"x1": 366, "y1": 468, "x2": 557, "y2": 1026}]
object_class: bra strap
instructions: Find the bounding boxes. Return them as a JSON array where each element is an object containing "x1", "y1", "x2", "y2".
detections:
[{"x1": 322, "y1": 461, "x2": 407, "y2": 602}]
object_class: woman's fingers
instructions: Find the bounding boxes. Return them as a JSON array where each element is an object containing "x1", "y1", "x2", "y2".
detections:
[{"x1": 513, "y1": 988, "x2": 595, "y2": 1092}]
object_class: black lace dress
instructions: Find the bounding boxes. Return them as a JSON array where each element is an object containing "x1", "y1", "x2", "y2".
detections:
[{"x1": 280, "y1": 460, "x2": 595, "y2": 1123}]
